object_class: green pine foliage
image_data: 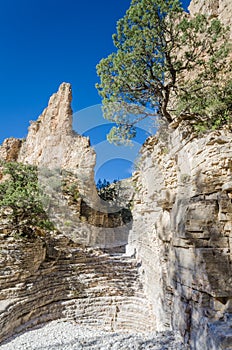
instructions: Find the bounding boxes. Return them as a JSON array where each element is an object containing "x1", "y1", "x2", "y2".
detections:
[
  {"x1": 96, "y1": 0, "x2": 231, "y2": 143},
  {"x1": 0, "y1": 162, "x2": 54, "y2": 238}
]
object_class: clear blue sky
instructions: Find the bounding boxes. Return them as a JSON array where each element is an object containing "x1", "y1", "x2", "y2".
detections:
[{"x1": 0, "y1": 0, "x2": 191, "y2": 182}]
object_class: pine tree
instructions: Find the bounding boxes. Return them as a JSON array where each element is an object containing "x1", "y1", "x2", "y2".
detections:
[{"x1": 96, "y1": 0, "x2": 231, "y2": 143}]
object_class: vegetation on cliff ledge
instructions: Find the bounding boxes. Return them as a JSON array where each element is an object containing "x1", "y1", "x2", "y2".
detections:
[
  {"x1": 96, "y1": 0, "x2": 231, "y2": 143},
  {"x1": 0, "y1": 162, "x2": 54, "y2": 238}
]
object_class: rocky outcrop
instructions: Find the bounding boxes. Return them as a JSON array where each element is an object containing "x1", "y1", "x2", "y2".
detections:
[
  {"x1": 0, "y1": 83, "x2": 139, "y2": 344},
  {"x1": 0, "y1": 232, "x2": 156, "y2": 344},
  {"x1": 17, "y1": 82, "x2": 98, "y2": 209},
  {"x1": 0, "y1": 84, "x2": 95, "y2": 178},
  {"x1": 18, "y1": 83, "x2": 95, "y2": 174},
  {"x1": 1, "y1": 0, "x2": 231, "y2": 346},
  {"x1": 0, "y1": 138, "x2": 22, "y2": 163},
  {"x1": 0, "y1": 83, "x2": 98, "y2": 212},
  {"x1": 0, "y1": 83, "x2": 132, "y2": 250},
  {"x1": 127, "y1": 125, "x2": 232, "y2": 349}
]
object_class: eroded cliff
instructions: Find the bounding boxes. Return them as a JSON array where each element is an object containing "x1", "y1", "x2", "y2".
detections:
[
  {"x1": 125, "y1": 1, "x2": 232, "y2": 348},
  {"x1": 0, "y1": 0, "x2": 231, "y2": 348},
  {"x1": 0, "y1": 83, "x2": 132, "y2": 249},
  {"x1": 127, "y1": 124, "x2": 232, "y2": 349},
  {"x1": 0, "y1": 83, "x2": 156, "y2": 344}
]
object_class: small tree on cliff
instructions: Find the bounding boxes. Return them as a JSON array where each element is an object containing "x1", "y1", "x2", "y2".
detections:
[
  {"x1": 96, "y1": 0, "x2": 231, "y2": 144},
  {"x1": 0, "y1": 162, "x2": 54, "y2": 237}
]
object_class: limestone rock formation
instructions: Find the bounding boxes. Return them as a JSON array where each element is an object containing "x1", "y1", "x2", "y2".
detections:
[
  {"x1": 0, "y1": 0, "x2": 232, "y2": 348},
  {"x1": 0, "y1": 83, "x2": 132, "y2": 249},
  {"x1": 18, "y1": 82, "x2": 97, "y2": 209},
  {"x1": 0, "y1": 83, "x2": 96, "y2": 200},
  {"x1": 0, "y1": 83, "x2": 144, "y2": 344},
  {"x1": 0, "y1": 138, "x2": 22, "y2": 163},
  {"x1": 0, "y1": 232, "x2": 156, "y2": 344},
  {"x1": 127, "y1": 126, "x2": 232, "y2": 349},
  {"x1": 18, "y1": 83, "x2": 95, "y2": 173}
]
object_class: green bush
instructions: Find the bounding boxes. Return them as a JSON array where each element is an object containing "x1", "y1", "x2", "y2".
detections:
[
  {"x1": 178, "y1": 79, "x2": 232, "y2": 132},
  {"x1": 0, "y1": 162, "x2": 54, "y2": 238}
]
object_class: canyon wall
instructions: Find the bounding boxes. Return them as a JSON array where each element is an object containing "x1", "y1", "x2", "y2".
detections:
[
  {"x1": 0, "y1": 83, "x2": 149, "y2": 344},
  {"x1": 0, "y1": 83, "x2": 131, "y2": 250},
  {"x1": 127, "y1": 125, "x2": 232, "y2": 349},
  {"x1": 0, "y1": 232, "x2": 156, "y2": 344},
  {"x1": 126, "y1": 1, "x2": 232, "y2": 348},
  {"x1": 0, "y1": 0, "x2": 231, "y2": 347}
]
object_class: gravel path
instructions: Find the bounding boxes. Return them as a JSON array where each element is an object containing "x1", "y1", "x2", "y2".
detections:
[{"x1": 0, "y1": 320, "x2": 186, "y2": 350}]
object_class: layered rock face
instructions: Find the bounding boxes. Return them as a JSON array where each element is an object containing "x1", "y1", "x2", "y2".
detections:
[
  {"x1": 0, "y1": 83, "x2": 147, "y2": 343},
  {"x1": 18, "y1": 83, "x2": 96, "y2": 180},
  {"x1": 125, "y1": 2, "x2": 232, "y2": 348},
  {"x1": 1, "y1": 0, "x2": 231, "y2": 347},
  {"x1": 127, "y1": 125, "x2": 232, "y2": 349},
  {"x1": 0, "y1": 83, "x2": 94, "y2": 171},
  {"x1": 17, "y1": 83, "x2": 99, "y2": 212},
  {"x1": 0, "y1": 233, "x2": 156, "y2": 344},
  {"x1": 0, "y1": 83, "x2": 131, "y2": 249}
]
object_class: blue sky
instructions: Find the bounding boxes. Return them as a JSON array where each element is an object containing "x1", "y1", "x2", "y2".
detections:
[{"x1": 0, "y1": 0, "x2": 191, "y2": 182}]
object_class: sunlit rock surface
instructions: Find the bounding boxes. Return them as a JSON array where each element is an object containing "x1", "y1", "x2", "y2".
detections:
[
  {"x1": 127, "y1": 125, "x2": 232, "y2": 349},
  {"x1": 0, "y1": 83, "x2": 152, "y2": 345},
  {"x1": 0, "y1": 0, "x2": 232, "y2": 348}
]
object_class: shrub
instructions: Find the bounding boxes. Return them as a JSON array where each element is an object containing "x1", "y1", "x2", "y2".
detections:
[{"x1": 0, "y1": 161, "x2": 54, "y2": 238}]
